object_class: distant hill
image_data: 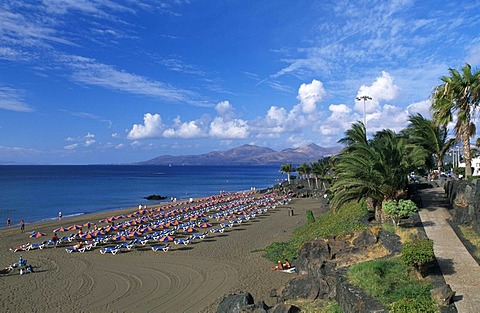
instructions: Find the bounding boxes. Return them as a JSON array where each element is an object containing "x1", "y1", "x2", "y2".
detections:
[{"x1": 138, "y1": 143, "x2": 341, "y2": 166}]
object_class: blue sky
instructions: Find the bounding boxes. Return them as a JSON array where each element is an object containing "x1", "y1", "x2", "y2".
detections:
[{"x1": 1, "y1": 0, "x2": 479, "y2": 164}]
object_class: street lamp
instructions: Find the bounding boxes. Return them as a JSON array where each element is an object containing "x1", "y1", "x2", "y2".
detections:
[{"x1": 356, "y1": 95, "x2": 372, "y2": 130}]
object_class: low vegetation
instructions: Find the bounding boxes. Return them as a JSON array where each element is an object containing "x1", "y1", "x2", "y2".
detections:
[
  {"x1": 347, "y1": 257, "x2": 437, "y2": 312},
  {"x1": 263, "y1": 201, "x2": 368, "y2": 262},
  {"x1": 458, "y1": 225, "x2": 480, "y2": 259},
  {"x1": 382, "y1": 199, "x2": 418, "y2": 227},
  {"x1": 401, "y1": 238, "x2": 435, "y2": 274}
]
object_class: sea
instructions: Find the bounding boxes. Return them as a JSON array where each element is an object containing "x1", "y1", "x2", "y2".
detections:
[{"x1": 0, "y1": 165, "x2": 284, "y2": 228}]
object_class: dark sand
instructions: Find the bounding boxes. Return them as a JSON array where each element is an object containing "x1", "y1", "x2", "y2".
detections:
[{"x1": 0, "y1": 196, "x2": 324, "y2": 313}]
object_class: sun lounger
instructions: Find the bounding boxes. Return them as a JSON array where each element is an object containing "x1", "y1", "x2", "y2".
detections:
[
  {"x1": 42, "y1": 240, "x2": 58, "y2": 247},
  {"x1": 151, "y1": 245, "x2": 169, "y2": 252},
  {"x1": 11, "y1": 257, "x2": 27, "y2": 268},
  {"x1": 65, "y1": 246, "x2": 86, "y2": 253},
  {"x1": 188, "y1": 232, "x2": 208, "y2": 240},
  {"x1": 9, "y1": 243, "x2": 30, "y2": 253},
  {"x1": 26, "y1": 243, "x2": 44, "y2": 250},
  {"x1": 100, "y1": 246, "x2": 120, "y2": 255},
  {"x1": 210, "y1": 227, "x2": 225, "y2": 233},
  {"x1": 280, "y1": 267, "x2": 296, "y2": 273},
  {"x1": 174, "y1": 239, "x2": 190, "y2": 245},
  {"x1": 0, "y1": 266, "x2": 14, "y2": 275},
  {"x1": 115, "y1": 242, "x2": 135, "y2": 251}
]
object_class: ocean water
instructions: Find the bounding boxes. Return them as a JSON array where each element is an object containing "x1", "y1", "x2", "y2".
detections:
[{"x1": 0, "y1": 165, "x2": 283, "y2": 227}]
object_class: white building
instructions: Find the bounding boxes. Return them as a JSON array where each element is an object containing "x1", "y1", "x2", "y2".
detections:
[{"x1": 459, "y1": 156, "x2": 480, "y2": 176}]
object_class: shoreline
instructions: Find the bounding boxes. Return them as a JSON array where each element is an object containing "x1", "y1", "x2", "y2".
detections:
[
  {"x1": 0, "y1": 164, "x2": 282, "y2": 228},
  {"x1": 0, "y1": 190, "x2": 325, "y2": 312}
]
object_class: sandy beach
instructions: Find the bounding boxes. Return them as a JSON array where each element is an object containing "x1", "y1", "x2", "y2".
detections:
[{"x1": 0, "y1": 193, "x2": 324, "y2": 313}]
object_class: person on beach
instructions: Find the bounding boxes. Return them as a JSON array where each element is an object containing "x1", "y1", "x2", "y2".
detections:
[
  {"x1": 52, "y1": 233, "x2": 59, "y2": 247},
  {"x1": 58, "y1": 211, "x2": 62, "y2": 220},
  {"x1": 283, "y1": 259, "x2": 292, "y2": 269},
  {"x1": 272, "y1": 260, "x2": 284, "y2": 271},
  {"x1": 20, "y1": 219, "x2": 25, "y2": 233},
  {"x1": 73, "y1": 241, "x2": 84, "y2": 250},
  {"x1": 7, "y1": 218, "x2": 11, "y2": 227}
]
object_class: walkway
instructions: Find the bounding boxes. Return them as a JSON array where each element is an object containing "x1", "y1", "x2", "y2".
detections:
[{"x1": 418, "y1": 187, "x2": 480, "y2": 313}]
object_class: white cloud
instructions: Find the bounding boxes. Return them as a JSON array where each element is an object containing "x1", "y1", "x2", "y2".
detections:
[
  {"x1": 63, "y1": 132, "x2": 96, "y2": 150},
  {"x1": 366, "y1": 103, "x2": 409, "y2": 134},
  {"x1": 356, "y1": 71, "x2": 399, "y2": 113},
  {"x1": 127, "y1": 113, "x2": 164, "y2": 139},
  {"x1": 0, "y1": 86, "x2": 34, "y2": 112},
  {"x1": 319, "y1": 104, "x2": 356, "y2": 136},
  {"x1": 215, "y1": 100, "x2": 234, "y2": 118},
  {"x1": 64, "y1": 143, "x2": 78, "y2": 150},
  {"x1": 465, "y1": 42, "x2": 480, "y2": 66},
  {"x1": 85, "y1": 139, "x2": 96, "y2": 147},
  {"x1": 407, "y1": 99, "x2": 432, "y2": 118},
  {"x1": 297, "y1": 79, "x2": 326, "y2": 114},
  {"x1": 209, "y1": 117, "x2": 249, "y2": 139},
  {"x1": 65, "y1": 55, "x2": 206, "y2": 106},
  {"x1": 163, "y1": 118, "x2": 206, "y2": 139}
]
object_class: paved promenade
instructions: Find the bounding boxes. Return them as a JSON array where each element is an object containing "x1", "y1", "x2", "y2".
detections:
[{"x1": 418, "y1": 187, "x2": 480, "y2": 313}]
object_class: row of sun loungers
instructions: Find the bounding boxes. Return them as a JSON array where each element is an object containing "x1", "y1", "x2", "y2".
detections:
[{"x1": 10, "y1": 192, "x2": 290, "y2": 257}]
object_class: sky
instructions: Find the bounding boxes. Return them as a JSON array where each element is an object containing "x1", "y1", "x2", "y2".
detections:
[{"x1": 1, "y1": 0, "x2": 479, "y2": 165}]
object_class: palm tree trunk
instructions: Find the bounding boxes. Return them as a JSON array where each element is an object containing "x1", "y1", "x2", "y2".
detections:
[
  {"x1": 375, "y1": 201, "x2": 384, "y2": 223},
  {"x1": 461, "y1": 123, "x2": 473, "y2": 177},
  {"x1": 436, "y1": 157, "x2": 443, "y2": 173}
]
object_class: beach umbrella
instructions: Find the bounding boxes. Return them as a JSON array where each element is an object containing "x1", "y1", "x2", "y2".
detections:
[
  {"x1": 30, "y1": 231, "x2": 47, "y2": 238},
  {"x1": 112, "y1": 235, "x2": 127, "y2": 241},
  {"x1": 83, "y1": 222, "x2": 93, "y2": 228},
  {"x1": 91, "y1": 230, "x2": 105, "y2": 236},
  {"x1": 199, "y1": 222, "x2": 212, "y2": 228},
  {"x1": 184, "y1": 227, "x2": 196, "y2": 233},
  {"x1": 68, "y1": 224, "x2": 83, "y2": 231},
  {"x1": 158, "y1": 235, "x2": 174, "y2": 242},
  {"x1": 53, "y1": 227, "x2": 68, "y2": 233},
  {"x1": 128, "y1": 231, "x2": 143, "y2": 237},
  {"x1": 79, "y1": 232, "x2": 94, "y2": 239}
]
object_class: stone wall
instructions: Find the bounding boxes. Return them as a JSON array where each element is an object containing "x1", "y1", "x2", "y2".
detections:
[{"x1": 444, "y1": 179, "x2": 480, "y2": 235}]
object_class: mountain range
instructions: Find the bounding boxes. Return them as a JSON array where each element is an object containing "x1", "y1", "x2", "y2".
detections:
[{"x1": 138, "y1": 144, "x2": 341, "y2": 166}]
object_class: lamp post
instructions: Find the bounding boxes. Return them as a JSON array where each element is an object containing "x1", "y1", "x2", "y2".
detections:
[{"x1": 356, "y1": 95, "x2": 372, "y2": 130}]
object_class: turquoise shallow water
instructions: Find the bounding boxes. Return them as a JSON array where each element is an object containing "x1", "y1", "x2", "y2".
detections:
[{"x1": 0, "y1": 165, "x2": 283, "y2": 227}]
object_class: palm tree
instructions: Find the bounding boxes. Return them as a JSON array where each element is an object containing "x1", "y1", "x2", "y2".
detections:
[
  {"x1": 296, "y1": 163, "x2": 312, "y2": 189},
  {"x1": 311, "y1": 158, "x2": 329, "y2": 190},
  {"x1": 337, "y1": 121, "x2": 368, "y2": 149},
  {"x1": 432, "y1": 63, "x2": 480, "y2": 177},
  {"x1": 402, "y1": 114, "x2": 455, "y2": 173},
  {"x1": 330, "y1": 123, "x2": 424, "y2": 222},
  {"x1": 280, "y1": 163, "x2": 294, "y2": 184}
]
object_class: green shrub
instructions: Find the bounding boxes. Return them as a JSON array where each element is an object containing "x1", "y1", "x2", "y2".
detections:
[
  {"x1": 402, "y1": 238, "x2": 435, "y2": 271},
  {"x1": 383, "y1": 199, "x2": 417, "y2": 227},
  {"x1": 390, "y1": 297, "x2": 438, "y2": 313},
  {"x1": 263, "y1": 241, "x2": 298, "y2": 262},
  {"x1": 306, "y1": 210, "x2": 316, "y2": 224},
  {"x1": 347, "y1": 257, "x2": 432, "y2": 306}
]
